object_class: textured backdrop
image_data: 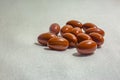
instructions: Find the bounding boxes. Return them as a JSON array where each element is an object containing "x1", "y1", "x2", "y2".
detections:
[{"x1": 0, "y1": 0, "x2": 120, "y2": 80}]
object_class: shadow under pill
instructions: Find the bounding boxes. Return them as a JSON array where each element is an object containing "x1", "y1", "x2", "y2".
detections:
[
  {"x1": 34, "y1": 42, "x2": 47, "y2": 47},
  {"x1": 44, "y1": 47, "x2": 51, "y2": 50},
  {"x1": 34, "y1": 42, "x2": 41, "y2": 46},
  {"x1": 72, "y1": 53, "x2": 94, "y2": 57},
  {"x1": 67, "y1": 47, "x2": 75, "y2": 49},
  {"x1": 97, "y1": 46, "x2": 101, "y2": 49},
  {"x1": 44, "y1": 47, "x2": 66, "y2": 52}
]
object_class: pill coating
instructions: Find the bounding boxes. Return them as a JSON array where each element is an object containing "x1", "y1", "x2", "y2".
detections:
[
  {"x1": 77, "y1": 33, "x2": 92, "y2": 43},
  {"x1": 63, "y1": 33, "x2": 78, "y2": 47},
  {"x1": 89, "y1": 32, "x2": 104, "y2": 48},
  {"x1": 76, "y1": 40, "x2": 97, "y2": 55},
  {"x1": 38, "y1": 32, "x2": 57, "y2": 46},
  {"x1": 71, "y1": 27, "x2": 83, "y2": 36},
  {"x1": 82, "y1": 23, "x2": 97, "y2": 31},
  {"x1": 60, "y1": 25, "x2": 73, "y2": 36},
  {"x1": 49, "y1": 23, "x2": 60, "y2": 35},
  {"x1": 85, "y1": 27, "x2": 105, "y2": 36},
  {"x1": 47, "y1": 37, "x2": 69, "y2": 51},
  {"x1": 66, "y1": 20, "x2": 82, "y2": 28}
]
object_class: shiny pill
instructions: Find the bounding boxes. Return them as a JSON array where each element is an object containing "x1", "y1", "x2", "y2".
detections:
[
  {"x1": 77, "y1": 33, "x2": 92, "y2": 43},
  {"x1": 63, "y1": 33, "x2": 78, "y2": 47},
  {"x1": 89, "y1": 32, "x2": 104, "y2": 48},
  {"x1": 37, "y1": 32, "x2": 57, "y2": 46},
  {"x1": 82, "y1": 23, "x2": 97, "y2": 31},
  {"x1": 49, "y1": 23, "x2": 60, "y2": 35},
  {"x1": 66, "y1": 20, "x2": 82, "y2": 28},
  {"x1": 71, "y1": 27, "x2": 83, "y2": 36},
  {"x1": 76, "y1": 40, "x2": 97, "y2": 55},
  {"x1": 86, "y1": 27, "x2": 105, "y2": 36},
  {"x1": 47, "y1": 37, "x2": 69, "y2": 51},
  {"x1": 60, "y1": 25, "x2": 73, "y2": 36}
]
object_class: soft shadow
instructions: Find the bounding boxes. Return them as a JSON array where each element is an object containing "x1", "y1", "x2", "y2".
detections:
[
  {"x1": 34, "y1": 42, "x2": 46, "y2": 47},
  {"x1": 44, "y1": 47, "x2": 51, "y2": 50},
  {"x1": 44, "y1": 47, "x2": 65, "y2": 52},
  {"x1": 97, "y1": 46, "x2": 101, "y2": 49},
  {"x1": 67, "y1": 47, "x2": 75, "y2": 49},
  {"x1": 34, "y1": 42, "x2": 41, "y2": 46},
  {"x1": 72, "y1": 53, "x2": 94, "y2": 57}
]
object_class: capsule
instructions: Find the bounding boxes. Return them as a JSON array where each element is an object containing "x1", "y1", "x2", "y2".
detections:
[
  {"x1": 77, "y1": 33, "x2": 92, "y2": 43},
  {"x1": 37, "y1": 32, "x2": 57, "y2": 46},
  {"x1": 76, "y1": 40, "x2": 97, "y2": 55},
  {"x1": 63, "y1": 33, "x2": 77, "y2": 47},
  {"x1": 89, "y1": 32, "x2": 104, "y2": 48},
  {"x1": 71, "y1": 27, "x2": 83, "y2": 36},
  {"x1": 60, "y1": 25, "x2": 73, "y2": 36},
  {"x1": 85, "y1": 27, "x2": 105, "y2": 36},
  {"x1": 82, "y1": 23, "x2": 97, "y2": 31},
  {"x1": 47, "y1": 37, "x2": 69, "y2": 51},
  {"x1": 66, "y1": 20, "x2": 82, "y2": 28},
  {"x1": 49, "y1": 23, "x2": 60, "y2": 35}
]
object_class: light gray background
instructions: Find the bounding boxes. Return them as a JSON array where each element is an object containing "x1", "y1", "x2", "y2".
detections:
[{"x1": 0, "y1": 0, "x2": 120, "y2": 80}]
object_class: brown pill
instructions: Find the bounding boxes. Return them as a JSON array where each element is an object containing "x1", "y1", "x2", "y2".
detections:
[
  {"x1": 60, "y1": 25, "x2": 73, "y2": 36},
  {"x1": 82, "y1": 23, "x2": 97, "y2": 31},
  {"x1": 77, "y1": 33, "x2": 92, "y2": 43},
  {"x1": 85, "y1": 27, "x2": 105, "y2": 36},
  {"x1": 66, "y1": 20, "x2": 82, "y2": 28},
  {"x1": 62, "y1": 33, "x2": 77, "y2": 47},
  {"x1": 49, "y1": 23, "x2": 60, "y2": 35},
  {"x1": 71, "y1": 27, "x2": 83, "y2": 36},
  {"x1": 47, "y1": 37, "x2": 69, "y2": 51},
  {"x1": 89, "y1": 32, "x2": 104, "y2": 48},
  {"x1": 37, "y1": 32, "x2": 57, "y2": 46},
  {"x1": 76, "y1": 40, "x2": 97, "y2": 55}
]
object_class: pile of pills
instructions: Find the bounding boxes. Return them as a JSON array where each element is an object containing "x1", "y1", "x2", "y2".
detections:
[{"x1": 37, "y1": 20, "x2": 105, "y2": 55}]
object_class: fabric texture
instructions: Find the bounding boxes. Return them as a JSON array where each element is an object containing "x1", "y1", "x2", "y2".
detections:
[{"x1": 0, "y1": 0, "x2": 120, "y2": 80}]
